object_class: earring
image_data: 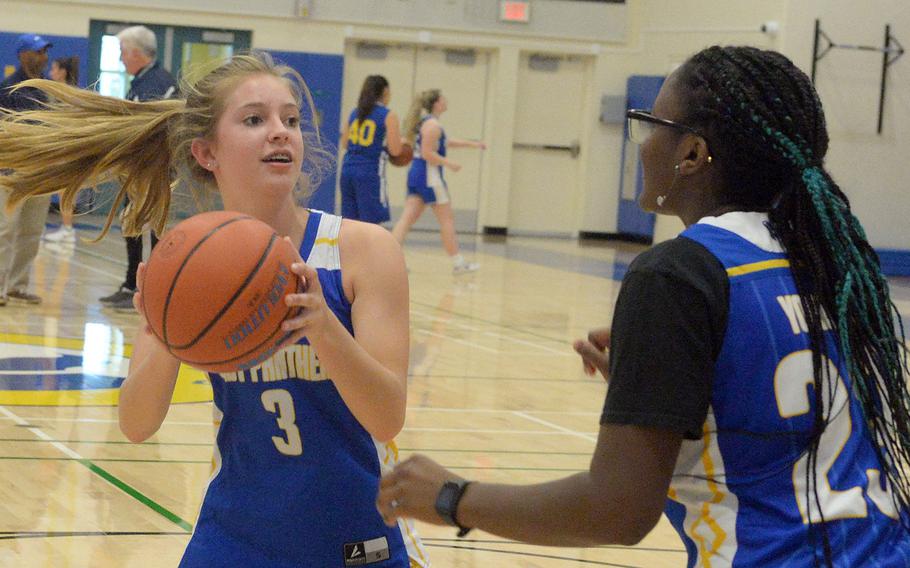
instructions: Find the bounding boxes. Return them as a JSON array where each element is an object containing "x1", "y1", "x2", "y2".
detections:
[
  {"x1": 207, "y1": 162, "x2": 214, "y2": 169},
  {"x1": 674, "y1": 164, "x2": 680, "y2": 172},
  {"x1": 656, "y1": 195, "x2": 666, "y2": 207},
  {"x1": 707, "y1": 156, "x2": 713, "y2": 164}
]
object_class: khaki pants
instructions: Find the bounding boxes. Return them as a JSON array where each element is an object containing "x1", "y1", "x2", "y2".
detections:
[{"x1": 0, "y1": 190, "x2": 51, "y2": 295}]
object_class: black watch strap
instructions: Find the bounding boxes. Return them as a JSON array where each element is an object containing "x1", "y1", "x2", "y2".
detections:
[{"x1": 434, "y1": 479, "x2": 474, "y2": 537}]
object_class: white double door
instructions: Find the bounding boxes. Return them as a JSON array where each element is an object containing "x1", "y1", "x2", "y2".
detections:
[{"x1": 341, "y1": 43, "x2": 489, "y2": 232}]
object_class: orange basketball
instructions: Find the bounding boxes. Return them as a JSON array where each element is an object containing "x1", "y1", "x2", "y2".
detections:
[
  {"x1": 389, "y1": 143, "x2": 414, "y2": 167},
  {"x1": 141, "y1": 211, "x2": 301, "y2": 372}
]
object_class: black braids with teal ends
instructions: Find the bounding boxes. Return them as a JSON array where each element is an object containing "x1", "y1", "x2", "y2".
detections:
[{"x1": 676, "y1": 45, "x2": 910, "y2": 566}]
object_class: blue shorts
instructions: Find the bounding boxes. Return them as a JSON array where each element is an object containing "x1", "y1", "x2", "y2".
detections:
[
  {"x1": 406, "y1": 182, "x2": 450, "y2": 205},
  {"x1": 340, "y1": 168, "x2": 390, "y2": 223}
]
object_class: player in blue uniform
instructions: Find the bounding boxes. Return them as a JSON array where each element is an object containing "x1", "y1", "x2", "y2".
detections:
[
  {"x1": 391, "y1": 89, "x2": 485, "y2": 274},
  {"x1": 339, "y1": 75, "x2": 406, "y2": 224},
  {"x1": 0, "y1": 53, "x2": 428, "y2": 567},
  {"x1": 377, "y1": 46, "x2": 910, "y2": 567}
]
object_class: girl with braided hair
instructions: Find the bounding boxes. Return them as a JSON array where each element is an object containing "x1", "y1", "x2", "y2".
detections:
[{"x1": 377, "y1": 45, "x2": 910, "y2": 567}]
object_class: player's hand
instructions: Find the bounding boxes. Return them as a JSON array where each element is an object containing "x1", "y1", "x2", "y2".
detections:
[
  {"x1": 377, "y1": 454, "x2": 464, "y2": 527},
  {"x1": 447, "y1": 161, "x2": 462, "y2": 173},
  {"x1": 476, "y1": 141, "x2": 487, "y2": 150},
  {"x1": 133, "y1": 262, "x2": 171, "y2": 350},
  {"x1": 573, "y1": 327, "x2": 611, "y2": 380},
  {"x1": 281, "y1": 237, "x2": 332, "y2": 342}
]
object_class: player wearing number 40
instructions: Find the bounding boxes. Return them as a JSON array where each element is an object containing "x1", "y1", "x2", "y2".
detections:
[
  {"x1": 339, "y1": 75, "x2": 407, "y2": 224},
  {"x1": 0, "y1": 53, "x2": 428, "y2": 567},
  {"x1": 377, "y1": 46, "x2": 910, "y2": 567}
]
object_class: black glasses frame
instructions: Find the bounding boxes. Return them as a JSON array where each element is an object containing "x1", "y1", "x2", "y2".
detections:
[{"x1": 626, "y1": 108, "x2": 706, "y2": 141}]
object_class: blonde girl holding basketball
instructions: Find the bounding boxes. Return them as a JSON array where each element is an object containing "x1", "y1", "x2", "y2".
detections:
[
  {"x1": 391, "y1": 89, "x2": 485, "y2": 274},
  {"x1": 0, "y1": 52, "x2": 428, "y2": 568}
]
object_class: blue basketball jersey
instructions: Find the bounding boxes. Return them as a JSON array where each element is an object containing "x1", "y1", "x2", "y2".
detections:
[
  {"x1": 407, "y1": 116, "x2": 446, "y2": 189},
  {"x1": 343, "y1": 106, "x2": 390, "y2": 171},
  {"x1": 667, "y1": 212, "x2": 910, "y2": 567},
  {"x1": 181, "y1": 210, "x2": 429, "y2": 568}
]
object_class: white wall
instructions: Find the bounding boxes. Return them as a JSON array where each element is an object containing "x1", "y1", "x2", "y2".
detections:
[
  {"x1": 4, "y1": 0, "x2": 904, "y2": 249},
  {"x1": 781, "y1": 0, "x2": 909, "y2": 250}
]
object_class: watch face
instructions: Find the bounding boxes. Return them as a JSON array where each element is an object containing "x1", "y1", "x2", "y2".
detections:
[{"x1": 435, "y1": 481, "x2": 462, "y2": 525}]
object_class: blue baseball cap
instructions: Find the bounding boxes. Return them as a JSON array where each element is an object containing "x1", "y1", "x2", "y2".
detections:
[{"x1": 16, "y1": 34, "x2": 53, "y2": 55}]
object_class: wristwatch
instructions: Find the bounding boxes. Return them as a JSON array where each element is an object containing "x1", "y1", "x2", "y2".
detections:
[{"x1": 434, "y1": 479, "x2": 474, "y2": 537}]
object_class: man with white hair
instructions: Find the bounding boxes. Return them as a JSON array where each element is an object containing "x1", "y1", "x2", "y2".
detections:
[{"x1": 100, "y1": 25, "x2": 177, "y2": 312}]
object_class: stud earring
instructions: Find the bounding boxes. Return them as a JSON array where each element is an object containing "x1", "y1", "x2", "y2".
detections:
[
  {"x1": 707, "y1": 156, "x2": 713, "y2": 163},
  {"x1": 656, "y1": 195, "x2": 666, "y2": 207}
]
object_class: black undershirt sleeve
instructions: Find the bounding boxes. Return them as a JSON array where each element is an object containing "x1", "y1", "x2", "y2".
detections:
[{"x1": 601, "y1": 237, "x2": 728, "y2": 440}]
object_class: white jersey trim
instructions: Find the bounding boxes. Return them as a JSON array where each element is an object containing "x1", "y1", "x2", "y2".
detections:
[{"x1": 696, "y1": 211, "x2": 784, "y2": 253}]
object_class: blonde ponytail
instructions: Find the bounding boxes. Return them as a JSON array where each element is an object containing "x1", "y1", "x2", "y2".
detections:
[
  {"x1": 0, "y1": 80, "x2": 181, "y2": 237},
  {"x1": 0, "y1": 52, "x2": 333, "y2": 239},
  {"x1": 402, "y1": 89, "x2": 440, "y2": 145}
]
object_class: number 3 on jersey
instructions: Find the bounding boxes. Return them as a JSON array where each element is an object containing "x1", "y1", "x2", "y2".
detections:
[
  {"x1": 348, "y1": 118, "x2": 377, "y2": 147},
  {"x1": 774, "y1": 350, "x2": 897, "y2": 522},
  {"x1": 261, "y1": 389, "x2": 303, "y2": 456}
]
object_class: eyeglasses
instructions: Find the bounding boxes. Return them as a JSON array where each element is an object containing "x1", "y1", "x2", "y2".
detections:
[{"x1": 626, "y1": 109, "x2": 706, "y2": 145}]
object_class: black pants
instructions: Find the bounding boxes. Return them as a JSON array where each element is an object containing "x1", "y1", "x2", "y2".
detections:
[{"x1": 124, "y1": 232, "x2": 158, "y2": 290}]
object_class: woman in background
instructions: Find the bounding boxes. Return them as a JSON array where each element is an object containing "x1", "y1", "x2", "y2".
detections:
[
  {"x1": 339, "y1": 75, "x2": 405, "y2": 224},
  {"x1": 391, "y1": 89, "x2": 485, "y2": 274}
]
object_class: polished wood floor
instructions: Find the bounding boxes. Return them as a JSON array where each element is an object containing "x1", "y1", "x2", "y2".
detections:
[{"x1": 2, "y1": 213, "x2": 908, "y2": 567}]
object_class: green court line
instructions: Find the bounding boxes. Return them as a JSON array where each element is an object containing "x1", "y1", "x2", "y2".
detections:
[{"x1": 78, "y1": 458, "x2": 194, "y2": 532}]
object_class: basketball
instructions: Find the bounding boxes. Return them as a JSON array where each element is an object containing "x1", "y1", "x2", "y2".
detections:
[
  {"x1": 389, "y1": 143, "x2": 414, "y2": 167},
  {"x1": 140, "y1": 211, "x2": 301, "y2": 372}
]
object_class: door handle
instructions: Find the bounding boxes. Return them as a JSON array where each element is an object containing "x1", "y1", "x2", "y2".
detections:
[{"x1": 513, "y1": 140, "x2": 580, "y2": 159}]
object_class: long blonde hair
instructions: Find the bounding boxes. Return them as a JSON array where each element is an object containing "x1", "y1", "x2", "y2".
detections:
[
  {"x1": 402, "y1": 89, "x2": 441, "y2": 145},
  {"x1": 0, "y1": 51, "x2": 332, "y2": 237}
]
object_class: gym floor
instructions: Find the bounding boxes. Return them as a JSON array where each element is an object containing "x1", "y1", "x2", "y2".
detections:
[{"x1": 0, "y1": 213, "x2": 907, "y2": 567}]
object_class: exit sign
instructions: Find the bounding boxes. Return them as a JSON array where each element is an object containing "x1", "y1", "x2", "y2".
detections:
[{"x1": 500, "y1": 1, "x2": 530, "y2": 23}]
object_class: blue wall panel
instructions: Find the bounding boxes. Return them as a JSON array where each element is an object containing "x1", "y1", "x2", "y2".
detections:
[
  {"x1": 267, "y1": 50, "x2": 343, "y2": 214},
  {"x1": 616, "y1": 75, "x2": 665, "y2": 239},
  {"x1": 0, "y1": 32, "x2": 89, "y2": 88}
]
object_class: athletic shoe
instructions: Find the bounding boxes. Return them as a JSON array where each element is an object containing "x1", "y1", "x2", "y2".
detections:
[
  {"x1": 111, "y1": 295, "x2": 137, "y2": 313},
  {"x1": 6, "y1": 290, "x2": 42, "y2": 304},
  {"x1": 43, "y1": 226, "x2": 76, "y2": 243},
  {"x1": 453, "y1": 261, "x2": 480, "y2": 275},
  {"x1": 0, "y1": 295, "x2": 6, "y2": 307},
  {"x1": 100, "y1": 287, "x2": 135, "y2": 305}
]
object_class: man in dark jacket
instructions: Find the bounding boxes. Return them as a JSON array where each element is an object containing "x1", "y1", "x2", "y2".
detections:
[
  {"x1": 99, "y1": 25, "x2": 178, "y2": 312},
  {"x1": 0, "y1": 34, "x2": 53, "y2": 306}
]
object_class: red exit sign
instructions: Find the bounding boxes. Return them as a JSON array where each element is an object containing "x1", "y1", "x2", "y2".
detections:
[{"x1": 500, "y1": 1, "x2": 531, "y2": 23}]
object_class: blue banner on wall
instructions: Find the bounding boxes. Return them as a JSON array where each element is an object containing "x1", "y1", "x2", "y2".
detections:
[
  {"x1": 0, "y1": 32, "x2": 89, "y2": 88},
  {"x1": 267, "y1": 50, "x2": 343, "y2": 214}
]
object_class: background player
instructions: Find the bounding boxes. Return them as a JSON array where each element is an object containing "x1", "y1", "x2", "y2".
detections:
[
  {"x1": 378, "y1": 45, "x2": 910, "y2": 567},
  {"x1": 391, "y1": 89, "x2": 485, "y2": 274},
  {"x1": 0, "y1": 52, "x2": 428, "y2": 568},
  {"x1": 339, "y1": 74, "x2": 405, "y2": 224}
]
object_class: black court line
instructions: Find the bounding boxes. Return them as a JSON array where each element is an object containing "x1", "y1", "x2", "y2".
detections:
[
  {"x1": 0, "y1": 438, "x2": 594, "y2": 457},
  {"x1": 0, "y1": 438, "x2": 211, "y2": 446},
  {"x1": 0, "y1": 456, "x2": 208, "y2": 464},
  {"x1": 0, "y1": 531, "x2": 188, "y2": 541},
  {"x1": 423, "y1": 543, "x2": 661, "y2": 567},
  {"x1": 423, "y1": 537, "x2": 686, "y2": 554}
]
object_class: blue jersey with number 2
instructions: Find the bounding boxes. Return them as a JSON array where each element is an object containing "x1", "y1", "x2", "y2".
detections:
[{"x1": 665, "y1": 213, "x2": 910, "y2": 568}]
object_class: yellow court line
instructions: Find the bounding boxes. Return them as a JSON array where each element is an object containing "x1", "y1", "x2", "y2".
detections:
[
  {"x1": 0, "y1": 332, "x2": 128, "y2": 354},
  {"x1": 726, "y1": 259, "x2": 790, "y2": 277}
]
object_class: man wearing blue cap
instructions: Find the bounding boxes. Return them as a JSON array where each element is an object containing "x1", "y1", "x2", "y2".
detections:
[{"x1": 0, "y1": 34, "x2": 53, "y2": 306}]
